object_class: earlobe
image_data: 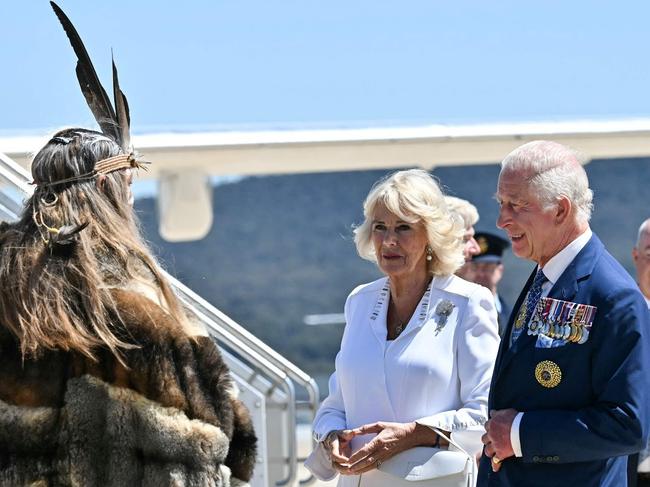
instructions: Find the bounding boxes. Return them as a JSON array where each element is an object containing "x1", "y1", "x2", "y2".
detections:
[
  {"x1": 96, "y1": 174, "x2": 106, "y2": 192},
  {"x1": 555, "y1": 197, "x2": 571, "y2": 224}
]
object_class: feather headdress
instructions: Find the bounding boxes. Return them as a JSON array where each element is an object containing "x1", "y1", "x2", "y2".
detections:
[
  {"x1": 32, "y1": 3, "x2": 148, "y2": 246},
  {"x1": 50, "y1": 1, "x2": 146, "y2": 175}
]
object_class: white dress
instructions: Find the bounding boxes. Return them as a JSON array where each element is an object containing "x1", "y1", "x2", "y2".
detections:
[{"x1": 305, "y1": 274, "x2": 500, "y2": 486}]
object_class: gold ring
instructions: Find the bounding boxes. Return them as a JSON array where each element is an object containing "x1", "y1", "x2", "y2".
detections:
[{"x1": 492, "y1": 456, "x2": 501, "y2": 464}]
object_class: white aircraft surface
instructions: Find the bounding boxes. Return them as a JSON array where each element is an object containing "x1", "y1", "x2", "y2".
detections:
[{"x1": 3, "y1": 118, "x2": 650, "y2": 242}]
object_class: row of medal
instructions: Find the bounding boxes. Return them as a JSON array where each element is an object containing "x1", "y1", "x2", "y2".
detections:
[{"x1": 527, "y1": 297, "x2": 597, "y2": 344}]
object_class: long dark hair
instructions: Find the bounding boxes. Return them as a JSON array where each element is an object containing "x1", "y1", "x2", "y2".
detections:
[{"x1": 0, "y1": 128, "x2": 186, "y2": 362}]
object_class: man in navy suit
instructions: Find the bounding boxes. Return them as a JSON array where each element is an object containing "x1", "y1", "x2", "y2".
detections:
[{"x1": 478, "y1": 140, "x2": 650, "y2": 487}]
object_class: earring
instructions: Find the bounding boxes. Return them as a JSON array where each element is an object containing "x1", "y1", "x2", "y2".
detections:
[{"x1": 426, "y1": 245, "x2": 433, "y2": 261}]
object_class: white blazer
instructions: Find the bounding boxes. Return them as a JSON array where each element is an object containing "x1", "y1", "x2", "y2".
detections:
[{"x1": 305, "y1": 274, "x2": 500, "y2": 484}]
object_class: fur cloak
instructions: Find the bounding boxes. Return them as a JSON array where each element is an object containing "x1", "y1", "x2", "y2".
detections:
[{"x1": 0, "y1": 289, "x2": 257, "y2": 486}]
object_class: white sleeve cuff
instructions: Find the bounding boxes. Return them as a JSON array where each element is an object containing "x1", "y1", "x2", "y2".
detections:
[
  {"x1": 511, "y1": 412, "x2": 523, "y2": 457},
  {"x1": 304, "y1": 441, "x2": 338, "y2": 481}
]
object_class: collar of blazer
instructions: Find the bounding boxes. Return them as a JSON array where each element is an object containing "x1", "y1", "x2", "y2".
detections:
[{"x1": 367, "y1": 274, "x2": 474, "y2": 344}]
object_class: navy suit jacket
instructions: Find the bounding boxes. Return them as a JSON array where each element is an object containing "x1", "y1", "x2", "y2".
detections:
[
  {"x1": 478, "y1": 234, "x2": 650, "y2": 487},
  {"x1": 496, "y1": 295, "x2": 511, "y2": 339}
]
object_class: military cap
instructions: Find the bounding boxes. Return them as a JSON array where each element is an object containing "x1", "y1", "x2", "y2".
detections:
[{"x1": 473, "y1": 231, "x2": 510, "y2": 263}]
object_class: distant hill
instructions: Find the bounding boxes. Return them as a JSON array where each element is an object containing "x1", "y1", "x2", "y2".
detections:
[{"x1": 135, "y1": 156, "x2": 650, "y2": 390}]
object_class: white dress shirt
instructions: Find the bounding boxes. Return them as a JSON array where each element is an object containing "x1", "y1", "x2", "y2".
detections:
[
  {"x1": 510, "y1": 228, "x2": 592, "y2": 457},
  {"x1": 495, "y1": 294, "x2": 503, "y2": 314},
  {"x1": 305, "y1": 274, "x2": 500, "y2": 484}
]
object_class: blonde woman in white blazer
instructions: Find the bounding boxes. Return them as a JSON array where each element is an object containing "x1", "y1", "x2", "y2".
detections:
[{"x1": 305, "y1": 169, "x2": 500, "y2": 486}]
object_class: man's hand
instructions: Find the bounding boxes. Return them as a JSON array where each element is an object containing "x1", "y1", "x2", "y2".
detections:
[{"x1": 481, "y1": 409, "x2": 518, "y2": 472}]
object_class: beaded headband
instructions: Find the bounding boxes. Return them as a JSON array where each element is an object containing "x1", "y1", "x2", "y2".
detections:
[
  {"x1": 32, "y1": 153, "x2": 148, "y2": 189},
  {"x1": 32, "y1": 3, "x2": 152, "y2": 189},
  {"x1": 32, "y1": 4, "x2": 150, "y2": 244}
]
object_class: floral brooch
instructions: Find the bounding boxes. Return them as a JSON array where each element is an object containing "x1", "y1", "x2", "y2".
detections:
[{"x1": 434, "y1": 299, "x2": 455, "y2": 335}]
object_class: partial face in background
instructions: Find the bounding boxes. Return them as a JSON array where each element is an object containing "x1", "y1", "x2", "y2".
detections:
[
  {"x1": 462, "y1": 226, "x2": 480, "y2": 262},
  {"x1": 472, "y1": 261, "x2": 504, "y2": 293},
  {"x1": 371, "y1": 203, "x2": 429, "y2": 281},
  {"x1": 96, "y1": 167, "x2": 135, "y2": 206},
  {"x1": 633, "y1": 229, "x2": 650, "y2": 299},
  {"x1": 456, "y1": 261, "x2": 475, "y2": 281},
  {"x1": 124, "y1": 168, "x2": 135, "y2": 206}
]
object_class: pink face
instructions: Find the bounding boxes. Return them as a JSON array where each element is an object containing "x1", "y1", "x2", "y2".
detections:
[
  {"x1": 472, "y1": 261, "x2": 504, "y2": 291},
  {"x1": 371, "y1": 203, "x2": 430, "y2": 281},
  {"x1": 124, "y1": 168, "x2": 134, "y2": 206},
  {"x1": 633, "y1": 230, "x2": 650, "y2": 299},
  {"x1": 496, "y1": 169, "x2": 560, "y2": 266},
  {"x1": 462, "y1": 226, "x2": 480, "y2": 262},
  {"x1": 96, "y1": 168, "x2": 135, "y2": 206},
  {"x1": 455, "y1": 262, "x2": 475, "y2": 281}
]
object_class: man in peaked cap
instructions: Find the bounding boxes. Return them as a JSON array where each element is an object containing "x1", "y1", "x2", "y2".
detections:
[{"x1": 472, "y1": 231, "x2": 511, "y2": 338}]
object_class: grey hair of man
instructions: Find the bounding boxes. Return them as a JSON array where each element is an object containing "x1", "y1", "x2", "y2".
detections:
[
  {"x1": 445, "y1": 196, "x2": 479, "y2": 229},
  {"x1": 500, "y1": 140, "x2": 593, "y2": 223},
  {"x1": 637, "y1": 218, "x2": 650, "y2": 248}
]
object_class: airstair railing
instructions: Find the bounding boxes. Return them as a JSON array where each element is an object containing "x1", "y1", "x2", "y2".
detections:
[
  {"x1": 169, "y1": 274, "x2": 320, "y2": 486},
  {"x1": 0, "y1": 152, "x2": 34, "y2": 195}
]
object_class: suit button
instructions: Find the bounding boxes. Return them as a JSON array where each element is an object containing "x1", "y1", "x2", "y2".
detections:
[
  {"x1": 533, "y1": 456, "x2": 540, "y2": 462},
  {"x1": 553, "y1": 456, "x2": 560, "y2": 462},
  {"x1": 546, "y1": 456, "x2": 554, "y2": 462}
]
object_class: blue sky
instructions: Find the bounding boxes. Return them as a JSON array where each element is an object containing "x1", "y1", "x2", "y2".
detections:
[{"x1": 3, "y1": 0, "x2": 650, "y2": 136}]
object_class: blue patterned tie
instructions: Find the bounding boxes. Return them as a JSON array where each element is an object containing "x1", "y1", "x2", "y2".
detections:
[{"x1": 510, "y1": 268, "x2": 548, "y2": 346}]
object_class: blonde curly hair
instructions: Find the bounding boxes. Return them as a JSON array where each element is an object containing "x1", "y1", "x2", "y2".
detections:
[{"x1": 354, "y1": 169, "x2": 466, "y2": 276}]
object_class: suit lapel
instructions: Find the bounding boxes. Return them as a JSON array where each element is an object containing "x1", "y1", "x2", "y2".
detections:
[
  {"x1": 491, "y1": 234, "x2": 603, "y2": 389},
  {"x1": 546, "y1": 234, "x2": 602, "y2": 302},
  {"x1": 365, "y1": 277, "x2": 390, "y2": 345}
]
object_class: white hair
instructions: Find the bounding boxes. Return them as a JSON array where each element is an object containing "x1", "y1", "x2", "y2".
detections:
[
  {"x1": 636, "y1": 218, "x2": 650, "y2": 248},
  {"x1": 354, "y1": 169, "x2": 465, "y2": 276},
  {"x1": 501, "y1": 140, "x2": 593, "y2": 222},
  {"x1": 444, "y1": 196, "x2": 479, "y2": 229}
]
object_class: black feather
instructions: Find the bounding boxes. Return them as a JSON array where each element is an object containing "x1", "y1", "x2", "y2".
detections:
[
  {"x1": 50, "y1": 2, "x2": 127, "y2": 149},
  {"x1": 48, "y1": 221, "x2": 90, "y2": 251},
  {"x1": 112, "y1": 56, "x2": 131, "y2": 150}
]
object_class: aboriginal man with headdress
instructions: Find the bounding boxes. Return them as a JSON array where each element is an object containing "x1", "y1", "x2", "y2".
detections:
[{"x1": 0, "y1": 3, "x2": 256, "y2": 486}]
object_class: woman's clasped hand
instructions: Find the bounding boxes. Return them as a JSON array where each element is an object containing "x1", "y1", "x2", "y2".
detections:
[{"x1": 326, "y1": 421, "x2": 447, "y2": 475}]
